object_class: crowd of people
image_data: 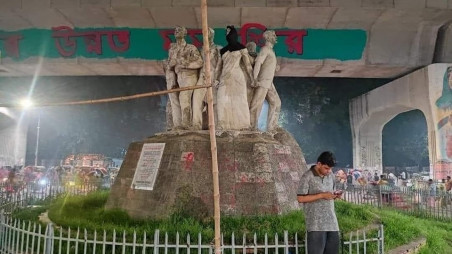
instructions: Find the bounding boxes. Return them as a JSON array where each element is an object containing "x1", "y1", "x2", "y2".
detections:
[
  {"x1": 0, "y1": 165, "x2": 113, "y2": 194},
  {"x1": 330, "y1": 166, "x2": 452, "y2": 208}
]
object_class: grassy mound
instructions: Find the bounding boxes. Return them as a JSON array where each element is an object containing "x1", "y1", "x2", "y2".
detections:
[{"x1": 12, "y1": 191, "x2": 452, "y2": 253}]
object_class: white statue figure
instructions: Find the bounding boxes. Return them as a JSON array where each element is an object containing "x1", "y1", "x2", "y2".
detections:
[
  {"x1": 166, "y1": 26, "x2": 203, "y2": 129},
  {"x1": 246, "y1": 41, "x2": 258, "y2": 61},
  {"x1": 245, "y1": 41, "x2": 257, "y2": 107},
  {"x1": 192, "y1": 28, "x2": 222, "y2": 130},
  {"x1": 249, "y1": 30, "x2": 281, "y2": 132},
  {"x1": 216, "y1": 26, "x2": 254, "y2": 130}
]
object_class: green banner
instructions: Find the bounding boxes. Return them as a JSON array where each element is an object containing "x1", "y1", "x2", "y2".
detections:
[{"x1": 0, "y1": 25, "x2": 366, "y2": 62}]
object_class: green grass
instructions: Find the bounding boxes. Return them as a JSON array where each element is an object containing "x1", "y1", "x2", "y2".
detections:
[
  {"x1": 379, "y1": 209, "x2": 452, "y2": 253},
  {"x1": 12, "y1": 198, "x2": 53, "y2": 222},
  {"x1": 13, "y1": 191, "x2": 452, "y2": 252},
  {"x1": 44, "y1": 191, "x2": 378, "y2": 243}
]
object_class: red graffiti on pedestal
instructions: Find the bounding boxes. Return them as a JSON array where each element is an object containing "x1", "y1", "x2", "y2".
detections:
[{"x1": 181, "y1": 152, "x2": 194, "y2": 171}]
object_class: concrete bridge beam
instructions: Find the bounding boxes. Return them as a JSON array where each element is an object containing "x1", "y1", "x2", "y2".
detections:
[{"x1": 0, "y1": 3, "x2": 452, "y2": 77}]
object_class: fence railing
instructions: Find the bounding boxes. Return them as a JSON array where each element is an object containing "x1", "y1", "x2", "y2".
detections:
[
  {"x1": 0, "y1": 182, "x2": 98, "y2": 214},
  {"x1": 342, "y1": 184, "x2": 452, "y2": 220},
  {"x1": 0, "y1": 183, "x2": 385, "y2": 254},
  {"x1": 0, "y1": 213, "x2": 385, "y2": 254}
]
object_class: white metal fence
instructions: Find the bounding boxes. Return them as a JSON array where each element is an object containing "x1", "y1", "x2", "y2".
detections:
[
  {"x1": 342, "y1": 184, "x2": 452, "y2": 220},
  {"x1": 0, "y1": 183, "x2": 385, "y2": 254},
  {"x1": 0, "y1": 183, "x2": 98, "y2": 214},
  {"x1": 0, "y1": 215, "x2": 384, "y2": 254}
]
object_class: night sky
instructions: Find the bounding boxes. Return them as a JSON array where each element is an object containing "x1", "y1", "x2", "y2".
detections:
[{"x1": 0, "y1": 76, "x2": 428, "y2": 168}]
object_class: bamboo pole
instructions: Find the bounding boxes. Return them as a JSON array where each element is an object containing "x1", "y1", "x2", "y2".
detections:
[
  {"x1": 0, "y1": 85, "x2": 211, "y2": 108},
  {"x1": 200, "y1": 0, "x2": 221, "y2": 254}
]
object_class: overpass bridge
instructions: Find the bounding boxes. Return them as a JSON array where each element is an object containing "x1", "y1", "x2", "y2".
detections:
[
  {"x1": 0, "y1": 0, "x2": 451, "y2": 77},
  {"x1": 0, "y1": 0, "x2": 451, "y2": 174}
]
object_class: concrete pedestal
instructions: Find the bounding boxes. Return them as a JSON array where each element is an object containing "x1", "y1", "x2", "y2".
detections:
[{"x1": 106, "y1": 129, "x2": 308, "y2": 219}]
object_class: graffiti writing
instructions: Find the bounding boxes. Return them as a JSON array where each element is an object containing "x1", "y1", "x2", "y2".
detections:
[
  {"x1": 52, "y1": 26, "x2": 130, "y2": 57},
  {"x1": 160, "y1": 22, "x2": 307, "y2": 55},
  {"x1": 181, "y1": 152, "x2": 194, "y2": 171},
  {"x1": 240, "y1": 23, "x2": 307, "y2": 55},
  {"x1": 0, "y1": 34, "x2": 22, "y2": 58}
]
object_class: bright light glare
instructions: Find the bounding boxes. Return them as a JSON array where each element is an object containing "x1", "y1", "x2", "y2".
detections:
[{"x1": 19, "y1": 99, "x2": 33, "y2": 109}]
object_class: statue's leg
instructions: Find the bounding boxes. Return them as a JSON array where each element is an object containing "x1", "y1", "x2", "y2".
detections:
[
  {"x1": 167, "y1": 72, "x2": 181, "y2": 128},
  {"x1": 169, "y1": 93, "x2": 182, "y2": 127},
  {"x1": 192, "y1": 87, "x2": 207, "y2": 130},
  {"x1": 266, "y1": 85, "x2": 281, "y2": 131},
  {"x1": 166, "y1": 99, "x2": 174, "y2": 130},
  {"x1": 249, "y1": 86, "x2": 268, "y2": 130},
  {"x1": 178, "y1": 74, "x2": 196, "y2": 128},
  {"x1": 247, "y1": 86, "x2": 254, "y2": 108}
]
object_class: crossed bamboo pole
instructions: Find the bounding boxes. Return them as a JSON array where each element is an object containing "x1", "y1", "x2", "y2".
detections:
[{"x1": 0, "y1": 85, "x2": 211, "y2": 108}]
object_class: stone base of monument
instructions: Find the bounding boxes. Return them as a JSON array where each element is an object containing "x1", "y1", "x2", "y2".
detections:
[{"x1": 106, "y1": 129, "x2": 308, "y2": 220}]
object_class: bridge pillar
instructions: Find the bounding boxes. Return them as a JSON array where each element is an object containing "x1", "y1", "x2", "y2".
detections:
[
  {"x1": 0, "y1": 109, "x2": 28, "y2": 167},
  {"x1": 350, "y1": 64, "x2": 452, "y2": 179}
]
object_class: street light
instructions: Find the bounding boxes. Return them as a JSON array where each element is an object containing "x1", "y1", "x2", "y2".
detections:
[
  {"x1": 19, "y1": 99, "x2": 33, "y2": 109},
  {"x1": 20, "y1": 98, "x2": 40, "y2": 167},
  {"x1": 34, "y1": 113, "x2": 40, "y2": 167}
]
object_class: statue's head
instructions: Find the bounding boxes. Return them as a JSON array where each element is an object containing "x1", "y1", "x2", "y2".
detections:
[
  {"x1": 208, "y1": 27, "x2": 215, "y2": 43},
  {"x1": 174, "y1": 26, "x2": 187, "y2": 40},
  {"x1": 246, "y1": 42, "x2": 257, "y2": 54},
  {"x1": 263, "y1": 30, "x2": 277, "y2": 45},
  {"x1": 226, "y1": 25, "x2": 239, "y2": 44}
]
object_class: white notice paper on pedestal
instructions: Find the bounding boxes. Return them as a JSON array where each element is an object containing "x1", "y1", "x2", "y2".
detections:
[{"x1": 131, "y1": 143, "x2": 165, "y2": 191}]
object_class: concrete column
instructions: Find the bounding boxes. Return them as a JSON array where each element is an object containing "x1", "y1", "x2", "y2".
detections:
[
  {"x1": 350, "y1": 64, "x2": 452, "y2": 180},
  {"x1": 0, "y1": 110, "x2": 28, "y2": 167}
]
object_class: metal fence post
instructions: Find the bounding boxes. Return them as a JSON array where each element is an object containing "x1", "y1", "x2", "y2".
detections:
[
  {"x1": 0, "y1": 209, "x2": 4, "y2": 248},
  {"x1": 45, "y1": 223, "x2": 54, "y2": 254},
  {"x1": 154, "y1": 229, "x2": 160, "y2": 254},
  {"x1": 378, "y1": 224, "x2": 384, "y2": 254},
  {"x1": 378, "y1": 185, "x2": 382, "y2": 209}
]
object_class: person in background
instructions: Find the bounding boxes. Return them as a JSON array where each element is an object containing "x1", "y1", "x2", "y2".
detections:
[
  {"x1": 346, "y1": 172, "x2": 353, "y2": 190},
  {"x1": 373, "y1": 172, "x2": 380, "y2": 182},
  {"x1": 446, "y1": 176, "x2": 452, "y2": 205},
  {"x1": 388, "y1": 173, "x2": 397, "y2": 186},
  {"x1": 428, "y1": 179, "x2": 437, "y2": 208},
  {"x1": 7, "y1": 168, "x2": 15, "y2": 186},
  {"x1": 297, "y1": 151, "x2": 341, "y2": 254},
  {"x1": 446, "y1": 176, "x2": 452, "y2": 192},
  {"x1": 400, "y1": 171, "x2": 407, "y2": 180}
]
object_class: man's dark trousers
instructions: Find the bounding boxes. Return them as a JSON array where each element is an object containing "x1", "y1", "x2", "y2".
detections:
[{"x1": 307, "y1": 231, "x2": 339, "y2": 254}]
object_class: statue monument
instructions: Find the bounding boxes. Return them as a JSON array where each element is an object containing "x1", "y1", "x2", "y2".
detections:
[
  {"x1": 249, "y1": 30, "x2": 281, "y2": 132},
  {"x1": 165, "y1": 26, "x2": 203, "y2": 129},
  {"x1": 106, "y1": 26, "x2": 308, "y2": 219},
  {"x1": 192, "y1": 28, "x2": 221, "y2": 130},
  {"x1": 216, "y1": 26, "x2": 254, "y2": 130},
  {"x1": 245, "y1": 41, "x2": 258, "y2": 107}
]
